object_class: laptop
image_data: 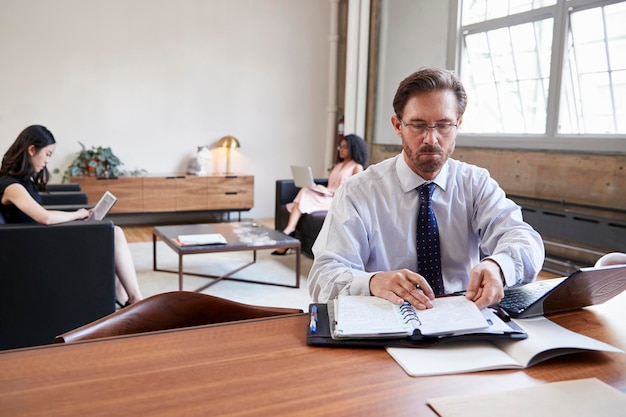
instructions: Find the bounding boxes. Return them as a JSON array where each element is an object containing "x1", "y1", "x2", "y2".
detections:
[
  {"x1": 87, "y1": 191, "x2": 117, "y2": 221},
  {"x1": 498, "y1": 264, "x2": 626, "y2": 318},
  {"x1": 291, "y1": 165, "x2": 332, "y2": 196}
]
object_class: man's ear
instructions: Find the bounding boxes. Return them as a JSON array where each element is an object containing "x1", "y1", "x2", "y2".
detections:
[{"x1": 391, "y1": 115, "x2": 403, "y2": 137}]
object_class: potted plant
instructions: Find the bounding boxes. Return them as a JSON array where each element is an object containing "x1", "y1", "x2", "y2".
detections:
[{"x1": 62, "y1": 142, "x2": 123, "y2": 182}]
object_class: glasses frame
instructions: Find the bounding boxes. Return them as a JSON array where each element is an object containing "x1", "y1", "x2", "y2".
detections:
[{"x1": 396, "y1": 115, "x2": 459, "y2": 137}]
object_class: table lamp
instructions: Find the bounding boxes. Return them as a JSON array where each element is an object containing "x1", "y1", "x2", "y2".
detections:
[{"x1": 217, "y1": 135, "x2": 240, "y2": 174}]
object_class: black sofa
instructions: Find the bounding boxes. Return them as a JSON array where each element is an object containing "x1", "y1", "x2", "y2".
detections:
[
  {"x1": 40, "y1": 183, "x2": 89, "y2": 208},
  {"x1": 0, "y1": 184, "x2": 115, "y2": 350},
  {"x1": 275, "y1": 179, "x2": 328, "y2": 257}
]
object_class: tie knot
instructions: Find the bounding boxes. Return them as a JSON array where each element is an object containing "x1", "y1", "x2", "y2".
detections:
[{"x1": 418, "y1": 182, "x2": 436, "y2": 200}]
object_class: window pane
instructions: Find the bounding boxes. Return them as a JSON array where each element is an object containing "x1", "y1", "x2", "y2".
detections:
[
  {"x1": 559, "y1": 2, "x2": 626, "y2": 134},
  {"x1": 570, "y1": 8, "x2": 608, "y2": 73},
  {"x1": 462, "y1": 0, "x2": 556, "y2": 25},
  {"x1": 519, "y1": 79, "x2": 548, "y2": 133},
  {"x1": 606, "y1": 2, "x2": 626, "y2": 70},
  {"x1": 462, "y1": 19, "x2": 552, "y2": 133},
  {"x1": 614, "y1": 70, "x2": 626, "y2": 132},
  {"x1": 580, "y1": 72, "x2": 614, "y2": 133}
]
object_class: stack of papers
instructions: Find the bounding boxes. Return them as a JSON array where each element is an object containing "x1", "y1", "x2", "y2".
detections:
[
  {"x1": 174, "y1": 233, "x2": 227, "y2": 246},
  {"x1": 428, "y1": 378, "x2": 626, "y2": 417}
]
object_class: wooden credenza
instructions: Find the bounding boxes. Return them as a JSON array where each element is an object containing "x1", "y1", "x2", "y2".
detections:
[{"x1": 70, "y1": 175, "x2": 254, "y2": 214}]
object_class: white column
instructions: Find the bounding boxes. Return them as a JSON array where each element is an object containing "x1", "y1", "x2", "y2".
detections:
[
  {"x1": 325, "y1": 0, "x2": 341, "y2": 169},
  {"x1": 343, "y1": 0, "x2": 370, "y2": 139}
]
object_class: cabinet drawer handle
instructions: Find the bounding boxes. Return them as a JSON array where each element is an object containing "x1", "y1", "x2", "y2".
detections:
[{"x1": 225, "y1": 192, "x2": 238, "y2": 195}]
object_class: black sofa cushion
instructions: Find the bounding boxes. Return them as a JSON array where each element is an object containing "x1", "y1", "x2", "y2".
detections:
[{"x1": 275, "y1": 179, "x2": 328, "y2": 257}]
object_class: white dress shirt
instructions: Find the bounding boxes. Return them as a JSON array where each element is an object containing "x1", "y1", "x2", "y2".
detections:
[{"x1": 308, "y1": 153, "x2": 545, "y2": 303}]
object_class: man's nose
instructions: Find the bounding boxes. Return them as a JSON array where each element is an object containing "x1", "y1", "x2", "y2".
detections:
[{"x1": 422, "y1": 128, "x2": 439, "y2": 145}]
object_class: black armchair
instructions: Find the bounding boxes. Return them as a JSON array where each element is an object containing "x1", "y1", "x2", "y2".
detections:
[
  {"x1": 275, "y1": 179, "x2": 328, "y2": 257},
  {"x1": 0, "y1": 188, "x2": 115, "y2": 350}
]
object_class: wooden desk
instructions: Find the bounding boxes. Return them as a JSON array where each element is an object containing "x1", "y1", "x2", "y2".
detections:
[{"x1": 1, "y1": 293, "x2": 624, "y2": 416}]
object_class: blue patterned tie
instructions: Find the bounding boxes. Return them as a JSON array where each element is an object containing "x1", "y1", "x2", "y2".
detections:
[{"x1": 416, "y1": 183, "x2": 444, "y2": 295}]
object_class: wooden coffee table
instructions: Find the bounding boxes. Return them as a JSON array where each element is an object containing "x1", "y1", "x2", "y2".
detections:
[{"x1": 153, "y1": 222, "x2": 301, "y2": 292}]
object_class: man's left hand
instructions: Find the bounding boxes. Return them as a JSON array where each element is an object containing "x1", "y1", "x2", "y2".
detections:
[{"x1": 465, "y1": 259, "x2": 505, "y2": 309}]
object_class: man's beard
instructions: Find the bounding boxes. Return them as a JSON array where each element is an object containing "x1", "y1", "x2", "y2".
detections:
[{"x1": 403, "y1": 143, "x2": 454, "y2": 174}]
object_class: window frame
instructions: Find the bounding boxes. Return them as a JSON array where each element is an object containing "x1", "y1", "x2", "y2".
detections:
[{"x1": 450, "y1": 0, "x2": 626, "y2": 154}]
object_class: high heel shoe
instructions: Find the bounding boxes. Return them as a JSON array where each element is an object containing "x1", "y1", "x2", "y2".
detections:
[
  {"x1": 271, "y1": 248, "x2": 293, "y2": 256},
  {"x1": 272, "y1": 231, "x2": 297, "y2": 255}
]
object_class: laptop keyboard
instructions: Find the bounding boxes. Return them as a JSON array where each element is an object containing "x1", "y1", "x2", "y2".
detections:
[{"x1": 499, "y1": 279, "x2": 563, "y2": 314}]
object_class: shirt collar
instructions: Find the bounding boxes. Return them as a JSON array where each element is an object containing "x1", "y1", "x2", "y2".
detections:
[{"x1": 396, "y1": 152, "x2": 450, "y2": 193}]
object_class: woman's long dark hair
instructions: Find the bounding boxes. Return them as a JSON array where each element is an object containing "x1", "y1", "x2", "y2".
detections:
[
  {"x1": 337, "y1": 134, "x2": 369, "y2": 166},
  {"x1": 1, "y1": 125, "x2": 56, "y2": 190}
]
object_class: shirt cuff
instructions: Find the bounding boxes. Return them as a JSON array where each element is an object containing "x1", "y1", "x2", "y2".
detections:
[
  {"x1": 349, "y1": 271, "x2": 377, "y2": 296},
  {"x1": 484, "y1": 254, "x2": 515, "y2": 287}
]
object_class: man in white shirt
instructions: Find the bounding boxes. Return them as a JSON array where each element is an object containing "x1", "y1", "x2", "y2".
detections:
[{"x1": 308, "y1": 67, "x2": 544, "y2": 310}]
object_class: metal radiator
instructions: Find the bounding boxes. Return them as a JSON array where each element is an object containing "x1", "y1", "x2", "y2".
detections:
[{"x1": 512, "y1": 195, "x2": 626, "y2": 276}]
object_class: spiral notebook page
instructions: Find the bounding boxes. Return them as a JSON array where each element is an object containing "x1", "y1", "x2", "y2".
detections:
[
  {"x1": 333, "y1": 296, "x2": 488, "y2": 339},
  {"x1": 334, "y1": 296, "x2": 415, "y2": 337},
  {"x1": 416, "y1": 296, "x2": 489, "y2": 336}
]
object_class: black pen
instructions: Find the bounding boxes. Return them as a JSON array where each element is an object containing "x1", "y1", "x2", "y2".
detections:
[
  {"x1": 495, "y1": 305, "x2": 511, "y2": 322},
  {"x1": 309, "y1": 305, "x2": 318, "y2": 333}
]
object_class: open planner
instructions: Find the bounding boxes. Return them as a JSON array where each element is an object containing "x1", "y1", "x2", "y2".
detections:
[{"x1": 307, "y1": 295, "x2": 527, "y2": 348}]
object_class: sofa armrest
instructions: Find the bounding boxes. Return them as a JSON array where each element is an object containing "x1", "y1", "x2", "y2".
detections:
[
  {"x1": 46, "y1": 183, "x2": 82, "y2": 192},
  {"x1": 274, "y1": 179, "x2": 328, "y2": 230},
  {"x1": 40, "y1": 191, "x2": 89, "y2": 206},
  {"x1": 0, "y1": 221, "x2": 116, "y2": 350}
]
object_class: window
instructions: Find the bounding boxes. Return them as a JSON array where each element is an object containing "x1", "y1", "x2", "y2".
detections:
[{"x1": 456, "y1": 0, "x2": 626, "y2": 151}]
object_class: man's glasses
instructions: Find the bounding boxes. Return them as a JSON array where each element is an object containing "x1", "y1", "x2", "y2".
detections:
[{"x1": 397, "y1": 116, "x2": 458, "y2": 137}]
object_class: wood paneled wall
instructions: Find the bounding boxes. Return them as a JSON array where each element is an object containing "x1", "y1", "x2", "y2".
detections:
[{"x1": 370, "y1": 145, "x2": 626, "y2": 213}]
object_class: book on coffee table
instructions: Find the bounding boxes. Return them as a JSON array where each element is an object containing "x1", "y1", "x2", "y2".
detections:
[{"x1": 174, "y1": 233, "x2": 227, "y2": 246}]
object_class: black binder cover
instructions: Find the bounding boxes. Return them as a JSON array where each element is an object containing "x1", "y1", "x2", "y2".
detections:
[{"x1": 306, "y1": 303, "x2": 527, "y2": 348}]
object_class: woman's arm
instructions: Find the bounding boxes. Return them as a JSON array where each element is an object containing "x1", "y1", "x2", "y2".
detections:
[{"x1": 2, "y1": 183, "x2": 89, "y2": 224}]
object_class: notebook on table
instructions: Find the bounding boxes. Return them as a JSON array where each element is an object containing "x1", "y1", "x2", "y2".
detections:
[
  {"x1": 498, "y1": 264, "x2": 626, "y2": 318},
  {"x1": 87, "y1": 191, "x2": 117, "y2": 221},
  {"x1": 290, "y1": 165, "x2": 332, "y2": 196},
  {"x1": 307, "y1": 296, "x2": 527, "y2": 348}
]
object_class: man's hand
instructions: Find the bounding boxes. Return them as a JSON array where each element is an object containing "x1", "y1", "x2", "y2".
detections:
[
  {"x1": 465, "y1": 260, "x2": 505, "y2": 309},
  {"x1": 369, "y1": 269, "x2": 435, "y2": 309}
]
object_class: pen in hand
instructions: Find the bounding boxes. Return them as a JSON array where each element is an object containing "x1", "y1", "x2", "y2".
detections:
[{"x1": 309, "y1": 305, "x2": 318, "y2": 333}]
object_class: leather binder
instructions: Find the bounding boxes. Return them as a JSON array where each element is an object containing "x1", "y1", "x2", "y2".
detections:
[{"x1": 306, "y1": 303, "x2": 527, "y2": 348}]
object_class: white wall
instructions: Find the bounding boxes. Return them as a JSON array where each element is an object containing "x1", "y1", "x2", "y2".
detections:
[
  {"x1": 0, "y1": 0, "x2": 332, "y2": 218},
  {"x1": 373, "y1": 0, "x2": 449, "y2": 145}
]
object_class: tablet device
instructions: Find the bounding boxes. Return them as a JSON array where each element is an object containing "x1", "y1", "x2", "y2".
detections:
[{"x1": 88, "y1": 191, "x2": 117, "y2": 221}]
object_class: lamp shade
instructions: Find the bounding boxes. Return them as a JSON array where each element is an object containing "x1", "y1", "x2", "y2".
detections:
[
  {"x1": 217, "y1": 135, "x2": 240, "y2": 174},
  {"x1": 217, "y1": 135, "x2": 240, "y2": 149}
]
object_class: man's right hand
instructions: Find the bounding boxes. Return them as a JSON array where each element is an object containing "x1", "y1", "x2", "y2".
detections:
[{"x1": 369, "y1": 269, "x2": 435, "y2": 309}]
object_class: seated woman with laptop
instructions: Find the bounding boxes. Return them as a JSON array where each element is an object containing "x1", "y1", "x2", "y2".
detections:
[
  {"x1": 272, "y1": 134, "x2": 368, "y2": 255},
  {"x1": 0, "y1": 125, "x2": 143, "y2": 307}
]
